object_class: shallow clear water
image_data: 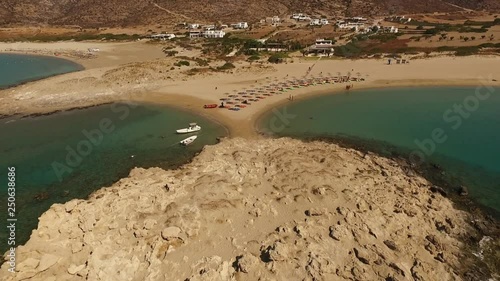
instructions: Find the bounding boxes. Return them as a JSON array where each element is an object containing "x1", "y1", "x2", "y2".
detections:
[
  {"x1": 0, "y1": 103, "x2": 227, "y2": 251},
  {"x1": 259, "y1": 86, "x2": 500, "y2": 213},
  {"x1": 0, "y1": 53, "x2": 83, "y2": 89}
]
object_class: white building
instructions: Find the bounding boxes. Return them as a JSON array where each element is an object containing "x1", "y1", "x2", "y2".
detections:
[
  {"x1": 149, "y1": 33, "x2": 176, "y2": 40},
  {"x1": 310, "y1": 19, "x2": 321, "y2": 26},
  {"x1": 385, "y1": 26, "x2": 399, "y2": 33},
  {"x1": 292, "y1": 13, "x2": 304, "y2": 20},
  {"x1": 231, "y1": 22, "x2": 248, "y2": 29},
  {"x1": 203, "y1": 30, "x2": 226, "y2": 38},
  {"x1": 203, "y1": 25, "x2": 216, "y2": 31},
  {"x1": 298, "y1": 15, "x2": 311, "y2": 21},
  {"x1": 337, "y1": 21, "x2": 365, "y2": 30},
  {"x1": 189, "y1": 31, "x2": 203, "y2": 38},
  {"x1": 305, "y1": 39, "x2": 335, "y2": 56},
  {"x1": 315, "y1": 39, "x2": 333, "y2": 46},
  {"x1": 264, "y1": 16, "x2": 281, "y2": 25},
  {"x1": 310, "y1": 18, "x2": 329, "y2": 26},
  {"x1": 187, "y1": 23, "x2": 200, "y2": 29},
  {"x1": 349, "y1": 17, "x2": 367, "y2": 22}
]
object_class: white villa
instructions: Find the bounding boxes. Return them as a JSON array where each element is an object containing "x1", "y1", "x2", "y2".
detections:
[
  {"x1": 315, "y1": 39, "x2": 333, "y2": 46},
  {"x1": 263, "y1": 16, "x2": 281, "y2": 25},
  {"x1": 203, "y1": 30, "x2": 226, "y2": 38},
  {"x1": 187, "y1": 23, "x2": 200, "y2": 29},
  {"x1": 148, "y1": 33, "x2": 176, "y2": 40},
  {"x1": 310, "y1": 19, "x2": 321, "y2": 26},
  {"x1": 347, "y1": 17, "x2": 368, "y2": 22},
  {"x1": 298, "y1": 15, "x2": 311, "y2": 21},
  {"x1": 386, "y1": 15, "x2": 412, "y2": 23},
  {"x1": 231, "y1": 22, "x2": 248, "y2": 29},
  {"x1": 189, "y1": 30, "x2": 225, "y2": 39},
  {"x1": 310, "y1": 18, "x2": 329, "y2": 26},
  {"x1": 337, "y1": 21, "x2": 365, "y2": 31},
  {"x1": 383, "y1": 26, "x2": 399, "y2": 33},
  {"x1": 305, "y1": 38, "x2": 335, "y2": 56},
  {"x1": 189, "y1": 31, "x2": 203, "y2": 38},
  {"x1": 203, "y1": 25, "x2": 216, "y2": 31}
]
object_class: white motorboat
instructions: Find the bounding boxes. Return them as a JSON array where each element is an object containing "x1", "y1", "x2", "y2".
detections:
[
  {"x1": 176, "y1": 123, "x2": 201, "y2": 134},
  {"x1": 180, "y1": 135, "x2": 197, "y2": 145}
]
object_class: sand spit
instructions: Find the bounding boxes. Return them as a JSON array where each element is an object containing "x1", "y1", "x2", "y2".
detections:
[{"x1": 1, "y1": 138, "x2": 497, "y2": 281}]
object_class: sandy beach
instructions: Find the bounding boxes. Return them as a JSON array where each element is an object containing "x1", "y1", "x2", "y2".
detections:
[{"x1": 1, "y1": 41, "x2": 499, "y2": 137}]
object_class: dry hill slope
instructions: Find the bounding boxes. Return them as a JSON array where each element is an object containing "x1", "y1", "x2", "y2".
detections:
[{"x1": 0, "y1": 0, "x2": 499, "y2": 27}]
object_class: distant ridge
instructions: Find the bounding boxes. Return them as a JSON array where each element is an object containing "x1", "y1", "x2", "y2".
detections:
[{"x1": 0, "y1": 0, "x2": 499, "y2": 27}]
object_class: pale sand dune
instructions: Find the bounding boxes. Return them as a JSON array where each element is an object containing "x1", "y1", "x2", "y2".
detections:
[{"x1": 0, "y1": 41, "x2": 499, "y2": 137}]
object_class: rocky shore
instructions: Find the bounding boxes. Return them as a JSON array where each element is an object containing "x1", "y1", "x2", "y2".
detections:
[{"x1": 1, "y1": 138, "x2": 498, "y2": 281}]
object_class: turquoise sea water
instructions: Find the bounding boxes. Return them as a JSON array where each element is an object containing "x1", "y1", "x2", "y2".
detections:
[
  {"x1": 0, "y1": 53, "x2": 83, "y2": 89},
  {"x1": 259, "y1": 86, "x2": 500, "y2": 213},
  {"x1": 0, "y1": 103, "x2": 227, "y2": 252}
]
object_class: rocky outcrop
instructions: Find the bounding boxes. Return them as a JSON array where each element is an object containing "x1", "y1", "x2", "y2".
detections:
[{"x1": 0, "y1": 138, "x2": 487, "y2": 280}]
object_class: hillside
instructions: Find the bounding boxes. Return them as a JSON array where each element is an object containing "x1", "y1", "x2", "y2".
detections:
[{"x1": 0, "y1": 0, "x2": 499, "y2": 28}]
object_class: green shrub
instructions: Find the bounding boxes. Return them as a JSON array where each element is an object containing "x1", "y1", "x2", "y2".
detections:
[
  {"x1": 244, "y1": 49, "x2": 259, "y2": 56},
  {"x1": 217, "y1": 62, "x2": 235, "y2": 70},
  {"x1": 174, "y1": 60, "x2": 190, "y2": 67},
  {"x1": 164, "y1": 50, "x2": 178, "y2": 57},
  {"x1": 267, "y1": 53, "x2": 288, "y2": 63},
  {"x1": 195, "y1": 58, "x2": 209, "y2": 66},
  {"x1": 248, "y1": 55, "x2": 260, "y2": 61}
]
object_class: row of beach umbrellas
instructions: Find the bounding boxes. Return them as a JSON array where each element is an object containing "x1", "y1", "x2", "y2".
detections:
[{"x1": 218, "y1": 75, "x2": 360, "y2": 111}]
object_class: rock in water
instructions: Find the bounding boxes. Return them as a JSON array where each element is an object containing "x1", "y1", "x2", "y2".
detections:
[{"x1": 459, "y1": 185, "x2": 469, "y2": 196}]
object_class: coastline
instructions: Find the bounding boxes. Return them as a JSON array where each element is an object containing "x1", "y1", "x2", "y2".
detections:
[
  {"x1": 2, "y1": 78, "x2": 499, "y2": 138},
  {"x1": 0, "y1": 52, "x2": 85, "y2": 90},
  {"x1": 1, "y1": 48, "x2": 499, "y2": 137},
  {"x1": 252, "y1": 79, "x2": 500, "y2": 136}
]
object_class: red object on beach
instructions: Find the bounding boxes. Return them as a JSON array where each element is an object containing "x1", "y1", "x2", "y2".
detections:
[{"x1": 203, "y1": 104, "x2": 218, "y2": 109}]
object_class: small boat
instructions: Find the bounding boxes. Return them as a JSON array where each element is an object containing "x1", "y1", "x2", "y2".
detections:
[
  {"x1": 180, "y1": 135, "x2": 197, "y2": 145},
  {"x1": 204, "y1": 104, "x2": 218, "y2": 108},
  {"x1": 176, "y1": 123, "x2": 201, "y2": 134}
]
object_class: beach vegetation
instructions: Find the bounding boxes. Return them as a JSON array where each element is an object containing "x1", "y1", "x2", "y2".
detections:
[
  {"x1": 289, "y1": 41, "x2": 305, "y2": 51},
  {"x1": 163, "y1": 50, "x2": 178, "y2": 57},
  {"x1": 3, "y1": 33, "x2": 142, "y2": 42},
  {"x1": 369, "y1": 33, "x2": 399, "y2": 42},
  {"x1": 217, "y1": 62, "x2": 236, "y2": 70},
  {"x1": 244, "y1": 49, "x2": 259, "y2": 56},
  {"x1": 174, "y1": 60, "x2": 190, "y2": 67},
  {"x1": 248, "y1": 55, "x2": 261, "y2": 61},
  {"x1": 194, "y1": 58, "x2": 210, "y2": 66},
  {"x1": 267, "y1": 53, "x2": 288, "y2": 63}
]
